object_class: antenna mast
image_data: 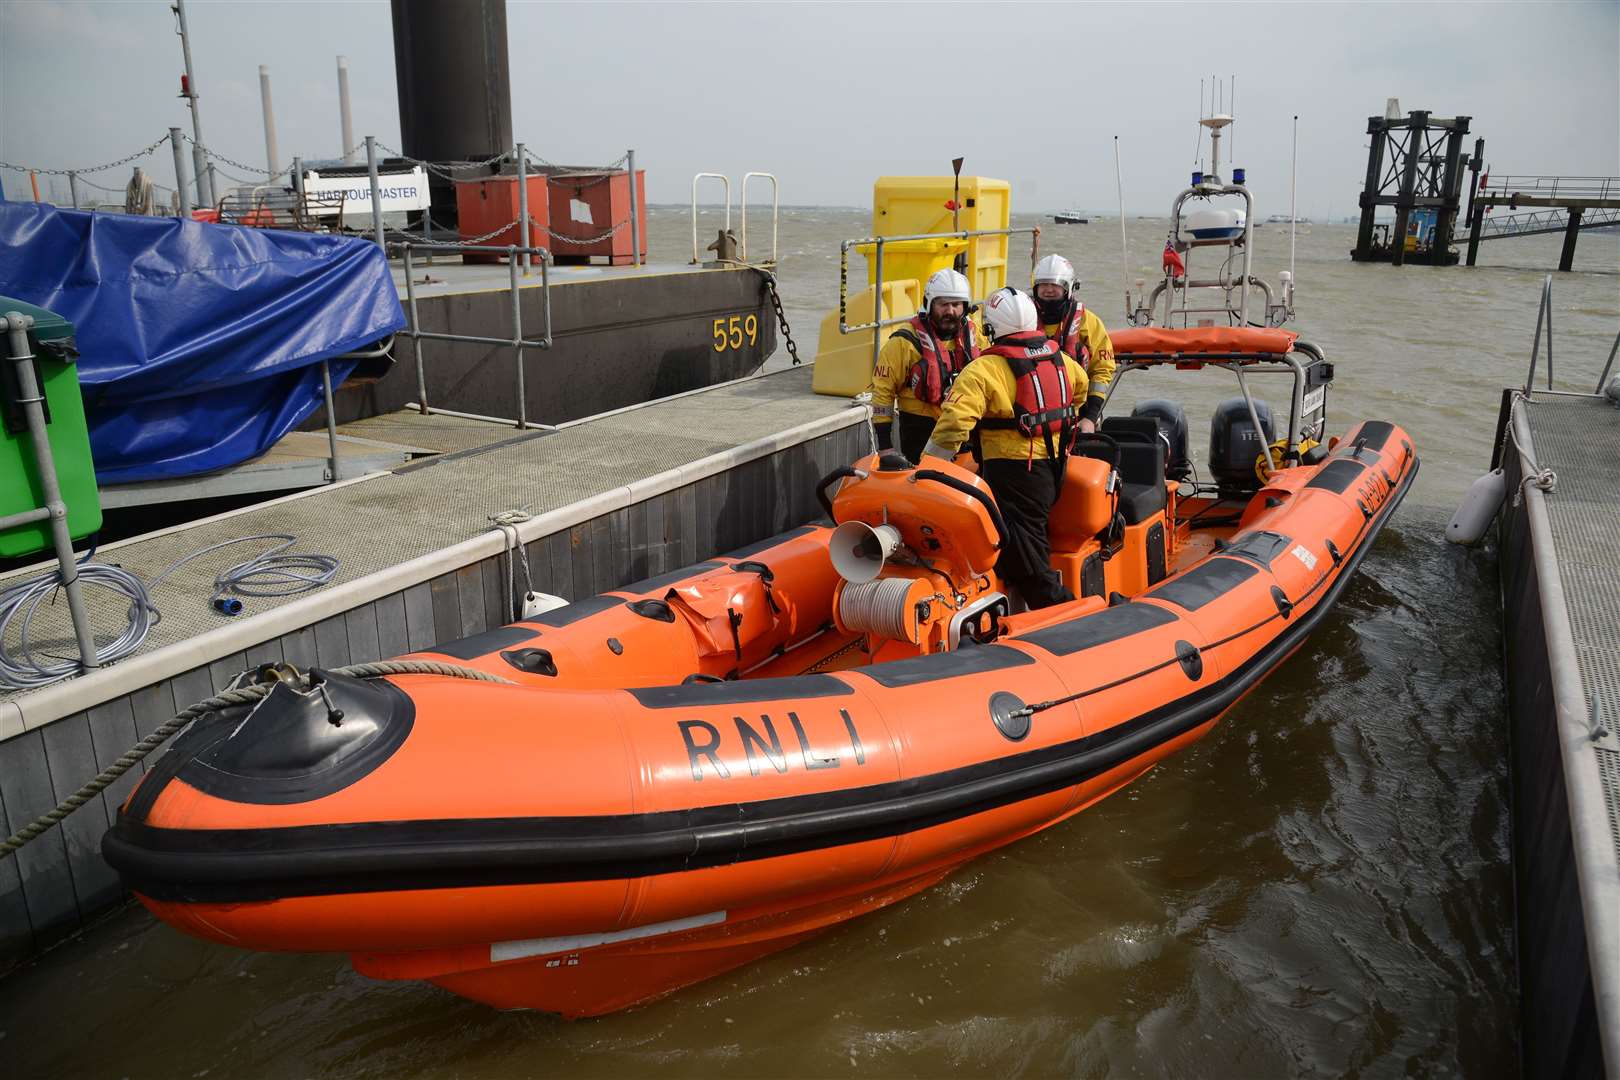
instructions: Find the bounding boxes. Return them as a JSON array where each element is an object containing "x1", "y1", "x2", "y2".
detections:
[{"x1": 1114, "y1": 136, "x2": 1130, "y2": 320}]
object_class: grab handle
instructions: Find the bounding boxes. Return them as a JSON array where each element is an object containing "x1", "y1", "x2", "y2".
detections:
[
  {"x1": 1071, "y1": 432, "x2": 1121, "y2": 474},
  {"x1": 815, "y1": 465, "x2": 863, "y2": 520},
  {"x1": 913, "y1": 469, "x2": 1007, "y2": 550}
]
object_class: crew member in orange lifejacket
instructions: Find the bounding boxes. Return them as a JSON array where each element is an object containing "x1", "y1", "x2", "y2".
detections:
[
  {"x1": 1032, "y1": 254, "x2": 1115, "y2": 432},
  {"x1": 866, "y1": 268, "x2": 987, "y2": 462},
  {"x1": 921, "y1": 288, "x2": 1089, "y2": 610}
]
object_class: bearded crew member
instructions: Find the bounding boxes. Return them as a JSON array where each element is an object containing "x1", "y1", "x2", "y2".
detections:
[
  {"x1": 921, "y1": 288, "x2": 1088, "y2": 611},
  {"x1": 866, "y1": 268, "x2": 987, "y2": 463},
  {"x1": 1031, "y1": 254, "x2": 1115, "y2": 433}
]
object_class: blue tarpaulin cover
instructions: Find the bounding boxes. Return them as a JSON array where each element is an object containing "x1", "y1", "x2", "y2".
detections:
[{"x1": 0, "y1": 203, "x2": 403, "y2": 483}]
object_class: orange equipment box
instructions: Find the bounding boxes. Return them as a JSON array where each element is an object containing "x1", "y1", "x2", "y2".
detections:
[
  {"x1": 454, "y1": 175, "x2": 550, "y2": 264},
  {"x1": 545, "y1": 169, "x2": 647, "y2": 265}
]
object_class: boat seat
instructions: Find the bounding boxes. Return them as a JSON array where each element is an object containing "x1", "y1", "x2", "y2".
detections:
[{"x1": 1079, "y1": 418, "x2": 1167, "y2": 526}]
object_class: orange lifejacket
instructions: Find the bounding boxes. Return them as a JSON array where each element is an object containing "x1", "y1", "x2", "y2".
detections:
[{"x1": 895, "y1": 314, "x2": 980, "y2": 406}]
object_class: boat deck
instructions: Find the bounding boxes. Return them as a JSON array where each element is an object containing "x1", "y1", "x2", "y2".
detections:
[
  {"x1": 1500, "y1": 390, "x2": 1620, "y2": 1073},
  {"x1": 391, "y1": 257, "x2": 744, "y2": 301},
  {"x1": 0, "y1": 365, "x2": 860, "y2": 728}
]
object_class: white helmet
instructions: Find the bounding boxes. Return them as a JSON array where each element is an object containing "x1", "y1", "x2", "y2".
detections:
[
  {"x1": 981, "y1": 287, "x2": 1038, "y2": 339},
  {"x1": 1032, "y1": 254, "x2": 1077, "y2": 293},
  {"x1": 921, "y1": 268, "x2": 972, "y2": 313}
]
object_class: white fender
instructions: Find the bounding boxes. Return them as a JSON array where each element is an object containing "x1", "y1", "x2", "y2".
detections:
[{"x1": 1446, "y1": 468, "x2": 1507, "y2": 546}]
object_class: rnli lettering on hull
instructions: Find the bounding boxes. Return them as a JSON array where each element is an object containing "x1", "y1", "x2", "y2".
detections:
[{"x1": 678, "y1": 710, "x2": 867, "y2": 781}]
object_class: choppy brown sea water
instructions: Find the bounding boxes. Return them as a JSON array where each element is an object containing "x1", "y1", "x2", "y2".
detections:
[{"x1": 1, "y1": 208, "x2": 1614, "y2": 1078}]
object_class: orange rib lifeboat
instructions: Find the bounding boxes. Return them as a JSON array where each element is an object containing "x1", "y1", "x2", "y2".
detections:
[{"x1": 104, "y1": 339, "x2": 1416, "y2": 1017}]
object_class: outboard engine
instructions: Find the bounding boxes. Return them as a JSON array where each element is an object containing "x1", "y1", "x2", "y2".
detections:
[
  {"x1": 1131, "y1": 399, "x2": 1191, "y2": 482},
  {"x1": 1209, "y1": 397, "x2": 1274, "y2": 496}
]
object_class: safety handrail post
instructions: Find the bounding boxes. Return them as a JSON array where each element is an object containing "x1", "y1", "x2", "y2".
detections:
[
  {"x1": 740, "y1": 172, "x2": 779, "y2": 263},
  {"x1": 320, "y1": 358, "x2": 342, "y2": 482},
  {"x1": 509, "y1": 249, "x2": 527, "y2": 428},
  {"x1": 834, "y1": 226, "x2": 1042, "y2": 336},
  {"x1": 402, "y1": 244, "x2": 428, "y2": 414},
  {"x1": 4, "y1": 312, "x2": 99, "y2": 673},
  {"x1": 1525, "y1": 274, "x2": 1552, "y2": 395},
  {"x1": 690, "y1": 173, "x2": 731, "y2": 264},
  {"x1": 1594, "y1": 328, "x2": 1619, "y2": 393},
  {"x1": 870, "y1": 238, "x2": 886, "y2": 378}
]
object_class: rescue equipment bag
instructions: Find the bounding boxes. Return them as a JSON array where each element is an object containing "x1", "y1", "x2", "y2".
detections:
[{"x1": 894, "y1": 313, "x2": 981, "y2": 406}]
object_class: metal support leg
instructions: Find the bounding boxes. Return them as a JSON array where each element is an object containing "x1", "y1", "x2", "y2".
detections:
[
  {"x1": 320, "y1": 359, "x2": 342, "y2": 482},
  {"x1": 68, "y1": 171, "x2": 80, "y2": 210},
  {"x1": 627, "y1": 149, "x2": 641, "y2": 267},
  {"x1": 5, "y1": 313, "x2": 99, "y2": 672},
  {"x1": 170, "y1": 127, "x2": 192, "y2": 216},
  {"x1": 510, "y1": 252, "x2": 527, "y2": 428},
  {"x1": 403, "y1": 246, "x2": 429, "y2": 414},
  {"x1": 516, "y1": 143, "x2": 531, "y2": 276},
  {"x1": 1558, "y1": 207, "x2": 1583, "y2": 272},
  {"x1": 366, "y1": 135, "x2": 385, "y2": 249}
]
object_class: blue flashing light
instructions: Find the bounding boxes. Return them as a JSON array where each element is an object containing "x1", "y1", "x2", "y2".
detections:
[
  {"x1": 1233, "y1": 167, "x2": 1246, "y2": 184},
  {"x1": 1191, "y1": 170, "x2": 1204, "y2": 186}
]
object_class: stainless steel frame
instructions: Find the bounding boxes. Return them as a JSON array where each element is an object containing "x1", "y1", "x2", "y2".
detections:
[{"x1": 394, "y1": 242, "x2": 555, "y2": 428}]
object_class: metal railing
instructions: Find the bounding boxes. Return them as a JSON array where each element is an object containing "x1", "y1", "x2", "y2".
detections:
[
  {"x1": 740, "y1": 172, "x2": 778, "y2": 263},
  {"x1": 1522, "y1": 275, "x2": 1620, "y2": 397},
  {"x1": 1525, "y1": 275, "x2": 1555, "y2": 395},
  {"x1": 690, "y1": 173, "x2": 731, "y2": 263},
  {"x1": 1481, "y1": 176, "x2": 1619, "y2": 202},
  {"x1": 393, "y1": 241, "x2": 555, "y2": 428},
  {"x1": 837, "y1": 227, "x2": 1040, "y2": 377},
  {"x1": 1471, "y1": 206, "x2": 1620, "y2": 240}
]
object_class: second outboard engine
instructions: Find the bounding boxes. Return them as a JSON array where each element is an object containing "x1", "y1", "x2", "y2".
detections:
[
  {"x1": 1209, "y1": 397, "x2": 1274, "y2": 496},
  {"x1": 1131, "y1": 399, "x2": 1191, "y2": 482}
]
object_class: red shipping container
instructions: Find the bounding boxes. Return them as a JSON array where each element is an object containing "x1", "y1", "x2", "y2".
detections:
[
  {"x1": 545, "y1": 169, "x2": 647, "y2": 265},
  {"x1": 454, "y1": 175, "x2": 550, "y2": 264}
]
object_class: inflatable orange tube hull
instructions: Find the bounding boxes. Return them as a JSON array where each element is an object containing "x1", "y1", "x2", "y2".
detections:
[{"x1": 106, "y1": 420, "x2": 1416, "y2": 1017}]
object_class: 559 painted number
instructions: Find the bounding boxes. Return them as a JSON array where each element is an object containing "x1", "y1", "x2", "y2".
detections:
[{"x1": 712, "y1": 314, "x2": 759, "y2": 352}]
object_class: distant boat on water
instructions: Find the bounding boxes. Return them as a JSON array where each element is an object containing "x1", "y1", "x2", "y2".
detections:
[{"x1": 1051, "y1": 210, "x2": 1089, "y2": 224}]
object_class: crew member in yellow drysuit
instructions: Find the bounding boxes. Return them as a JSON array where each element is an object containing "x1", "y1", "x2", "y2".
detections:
[
  {"x1": 1031, "y1": 254, "x2": 1115, "y2": 433},
  {"x1": 922, "y1": 288, "x2": 1089, "y2": 610},
  {"x1": 867, "y1": 268, "x2": 989, "y2": 462}
]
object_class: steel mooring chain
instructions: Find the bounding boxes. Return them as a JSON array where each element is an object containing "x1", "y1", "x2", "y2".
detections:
[{"x1": 759, "y1": 269, "x2": 802, "y2": 366}]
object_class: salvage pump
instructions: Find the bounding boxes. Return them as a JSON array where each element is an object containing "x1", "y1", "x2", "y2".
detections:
[{"x1": 822, "y1": 452, "x2": 1010, "y2": 656}]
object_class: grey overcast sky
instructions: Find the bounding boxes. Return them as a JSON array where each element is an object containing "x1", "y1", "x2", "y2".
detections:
[{"x1": 2, "y1": 1, "x2": 1616, "y2": 217}]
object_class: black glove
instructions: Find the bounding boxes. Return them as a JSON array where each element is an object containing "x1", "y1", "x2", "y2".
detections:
[{"x1": 874, "y1": 421, "x2": 894, "y2": 451}]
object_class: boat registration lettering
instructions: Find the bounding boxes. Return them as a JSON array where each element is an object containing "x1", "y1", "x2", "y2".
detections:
[
  {"x1": 712, "y1": 314, "x2": 759, "y2": 353},
  {"x1": 1290, "y1": 544, "x2": 1318, "y2": 571},
  {"x1": 1302, "y1": 386, "x2": 1326, "y2": 415},
  {"x1": 678, "y1": 710, "x2": 866, "y2": 781}
]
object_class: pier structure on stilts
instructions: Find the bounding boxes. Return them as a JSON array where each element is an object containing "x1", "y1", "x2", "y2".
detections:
[
  {"x1": 1465, "y1": 176, "x2": 1620, "y2": 271},
  {"x1": 1351, "y1": 104, "x2": 1474, "y2": 267}
]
